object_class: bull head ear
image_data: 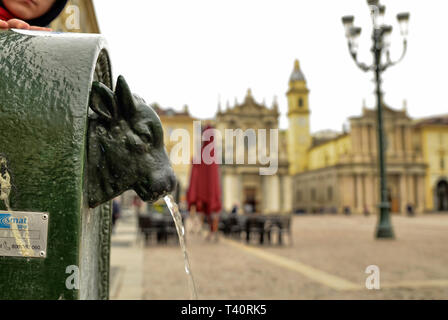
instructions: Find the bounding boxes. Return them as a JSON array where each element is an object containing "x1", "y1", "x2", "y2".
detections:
[
  {"x1": 89, "y1": 81, "x2": 118, "y2": 121},
  {"x1": 115, "y1": 75, "x2": 137, "y2": 120}
]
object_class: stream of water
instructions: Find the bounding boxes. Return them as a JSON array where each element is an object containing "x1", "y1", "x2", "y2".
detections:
[{"x1": 164, "y1": 194, "x2": 198, "y2": 300}]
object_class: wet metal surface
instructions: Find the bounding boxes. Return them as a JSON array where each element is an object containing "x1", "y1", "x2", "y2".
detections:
[{"x1": 0, "y1": 29, "x2": 109, "y2": 299}]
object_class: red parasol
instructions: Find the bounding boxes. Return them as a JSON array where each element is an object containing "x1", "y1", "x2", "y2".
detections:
[{"x1": 186, "y1": 125, "x2": 222, "y2": 215}]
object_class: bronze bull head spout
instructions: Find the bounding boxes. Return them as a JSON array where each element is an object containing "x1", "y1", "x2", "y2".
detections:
[{"x1": 87, "y1": 76, "x2": 176, "y2": 208}]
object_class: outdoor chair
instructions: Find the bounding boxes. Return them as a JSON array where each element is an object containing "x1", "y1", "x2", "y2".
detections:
[
  {"x1": 283, "y1": 216, "x2": 293, "y2": 245},
  {"x1": 150, "y1": 215, "x2": 182, "y2": 245},
  {"x1": 245, "y1": 215, "x2": 268, "y2": 245},
  {"x1": 218, "y1": 212, "x2": 230, "y2": 234},
  {"x1": 228, "y1": 214, "x2": 244, "y2": 239},
  {"x1": 138, "y1": 214, "x2": 162, "y2": 246},
  {"x1": 264, "y1": 215, "x2": 293, "y2": 246}
]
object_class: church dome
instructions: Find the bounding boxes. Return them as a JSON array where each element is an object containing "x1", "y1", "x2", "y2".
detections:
[{"x1": 289, "y1": 59, "x2": 306, "y2": 82}]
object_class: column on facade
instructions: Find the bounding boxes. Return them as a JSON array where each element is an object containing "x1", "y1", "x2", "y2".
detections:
[
  {"x1": 223, "y1": 173, "x2": 235, "y2": 212},
  {"x1": 261, "y1": 175, "x2": 267, "y2": 213},
  {"x1": 238, "y1": 174, "x2": 244, "y2": 211},
  {"x1": 265, "y1": 175, "x2": 271, "y2": 213},
  {"x1": 267, "y1": 174, "x2": 281, "y2": 214},
  {"x1": 399, "y1": 174, "x2": 408, "y2": 215},
  {"x1": 416, "y1": 175, "x2": 425, "y2": 214},
  {"x1": 361, "y1": 124, "x2": 369, "y2": 156},
  {"x1": 342, "y1": 174, "x2": 355, "y2": 213},
  {"x1": 367, "y1": 173, "x2": 379, "y2": 214},
  {"x1": 367, "y1": 124, "x2": 374, "y2": 157},
  {"x1": 302, "y1": 177, "x2": 310, "y2": 213},
  {"x1": 372, "y1": 174, "x2": 378, "y2": 212},
  {"x1": 362, "y1": 174, "x2": 367, "y2": 211},
  {"x1": 353, "y1": 124, "x2": 362, "y2": 159},
  {"x1": 401, "y1": 125, "x2": 407, "y2": 157},
  {"x1": 364, "y1": 174, "x2": 374, "y2": 214},
  {"x1": 279, "y1": 175, "x2": 284, "y2": 212},
  {"x1": 395, "y1": 124, "x2": 403, "y2": 159},
  {"x1": 407, "y1": 173, "x2": 415, "y2": 208},
  {"x1": 355, "y1": 174, "x2": 365, "y2": 214},
  {"x1": 371, "y1": 125, "x2": 378, "y2": 158},
  {"x1": 405, "y1": 125, "x2": 413, "y2": 160},
  {"x1": 281, "y1": 175, "x2": 293, "y2": 213}
]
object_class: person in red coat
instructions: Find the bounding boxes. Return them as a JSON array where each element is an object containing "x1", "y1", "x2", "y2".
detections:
[{"x1": 0, "y1": 0, "x2": 67, "y2": 31}]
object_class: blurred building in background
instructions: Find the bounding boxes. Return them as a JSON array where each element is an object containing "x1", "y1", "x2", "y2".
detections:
[
  {"x1": 152, "y1": 104, "x2": 197, "y2": 204},
  {"x1": 53, "y1": 5, "x2": 448, "y2": 215},
  {"x1": 292, "y1": 101, "x2": 426, "y2": 215},
  {"x1": 287, "y1": 60, "x2": 448, "y2": 215},
  {"x1": 287, "y1": 59, "x2": 312, "y2": 176},
  {"x1": 215, "y1": 91, "x2": 291, "y2": 215},
  {"x1": 414, "y1": 115, "x2": 448, "y2": 212}
]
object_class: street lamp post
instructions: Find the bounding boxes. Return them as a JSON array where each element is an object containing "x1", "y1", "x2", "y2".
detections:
[{"x1": 341, "y1": 1, "x2": 410, "y2": 239}]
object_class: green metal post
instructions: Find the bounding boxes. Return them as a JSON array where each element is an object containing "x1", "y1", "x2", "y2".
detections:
[
  {"x1": 373, "y1": 28, "x2": 394, "y2": 239},
  {"x1": 0, "y1": 30, "x2": 113, "y2": 299}
]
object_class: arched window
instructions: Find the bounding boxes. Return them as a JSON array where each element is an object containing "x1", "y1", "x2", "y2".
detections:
[{"x1": 298, "y1": 98, "x2": 303, "y2": 108}]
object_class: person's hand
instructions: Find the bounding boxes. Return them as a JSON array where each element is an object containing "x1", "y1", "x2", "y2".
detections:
[
  {"x1": 0, "y1": 19, "x2": 8, "y2": 29},
  {"x1": 0, "y1": 19, "x2": 52, "y2": 31}
]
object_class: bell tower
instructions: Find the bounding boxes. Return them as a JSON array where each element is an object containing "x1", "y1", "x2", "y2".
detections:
[{"x1": 287, "y1": 59, "x2": 311, "y2": 175}]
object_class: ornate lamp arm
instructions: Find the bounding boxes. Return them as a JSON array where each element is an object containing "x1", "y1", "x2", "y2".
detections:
[
  {"x1": 348, "y1": 43, "x2": 373, "y2": 72},
  {"x1": 381, "y1": 38, "x2": 408, "y2": 71}
]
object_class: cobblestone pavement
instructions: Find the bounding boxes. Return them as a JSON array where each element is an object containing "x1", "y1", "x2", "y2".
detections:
[{"x1": 116, "y1": 213, "x2": 448, "y2": 299}]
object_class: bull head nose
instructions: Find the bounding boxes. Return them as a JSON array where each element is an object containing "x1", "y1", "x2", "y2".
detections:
[{"x1": 168, "y1": 173, "x2": 177, "y2": 193}]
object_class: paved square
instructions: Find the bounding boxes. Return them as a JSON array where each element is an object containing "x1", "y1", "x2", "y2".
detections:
[{"x1": 112, "y1": 213, "x2": 448, "y2": 299}]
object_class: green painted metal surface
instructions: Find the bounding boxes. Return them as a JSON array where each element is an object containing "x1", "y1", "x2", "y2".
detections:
[{"x1": 0, "y1": 30, "x2": 113, "y2": 299}]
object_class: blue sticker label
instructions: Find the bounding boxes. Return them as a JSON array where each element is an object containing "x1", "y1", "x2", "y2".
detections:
[
  {"x1": 0, "y1": 214, "x2": 28, "y2": 230},
  {"x1": 0, "y1": 214, "x2": 10, "y2": 229}
]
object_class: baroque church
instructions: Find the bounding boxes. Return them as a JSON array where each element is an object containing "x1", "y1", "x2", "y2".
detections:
[
  {"x1": 153, "y1": 59, "x2": 448, "y2": 216},
  {"x1": 286, "y1": 60, "x2": 448, "y2": 215},
  {"x1": 215, "y1": 90, "x2": 291, "y2": 215}
]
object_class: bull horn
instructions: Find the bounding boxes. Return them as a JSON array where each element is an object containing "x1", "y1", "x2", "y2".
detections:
[{"x1": 116, "y1": 75, "x2": 137, "y2": 120}]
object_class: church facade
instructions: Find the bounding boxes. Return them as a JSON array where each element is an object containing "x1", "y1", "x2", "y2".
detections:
[
  {"x1": 215, "y1": 91, "x2": 292, "y2": 215},
  {"x1": 287, "y1": 60, "x2": 447, "y2": 215},
  {"x1": 150, "y1": 59, "x2": 447, "y2": 215}
]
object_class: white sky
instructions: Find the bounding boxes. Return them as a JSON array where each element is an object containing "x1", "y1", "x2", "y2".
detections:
[{"x1": 93, "y1": 0, "x2": 448, "y2": 132}]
